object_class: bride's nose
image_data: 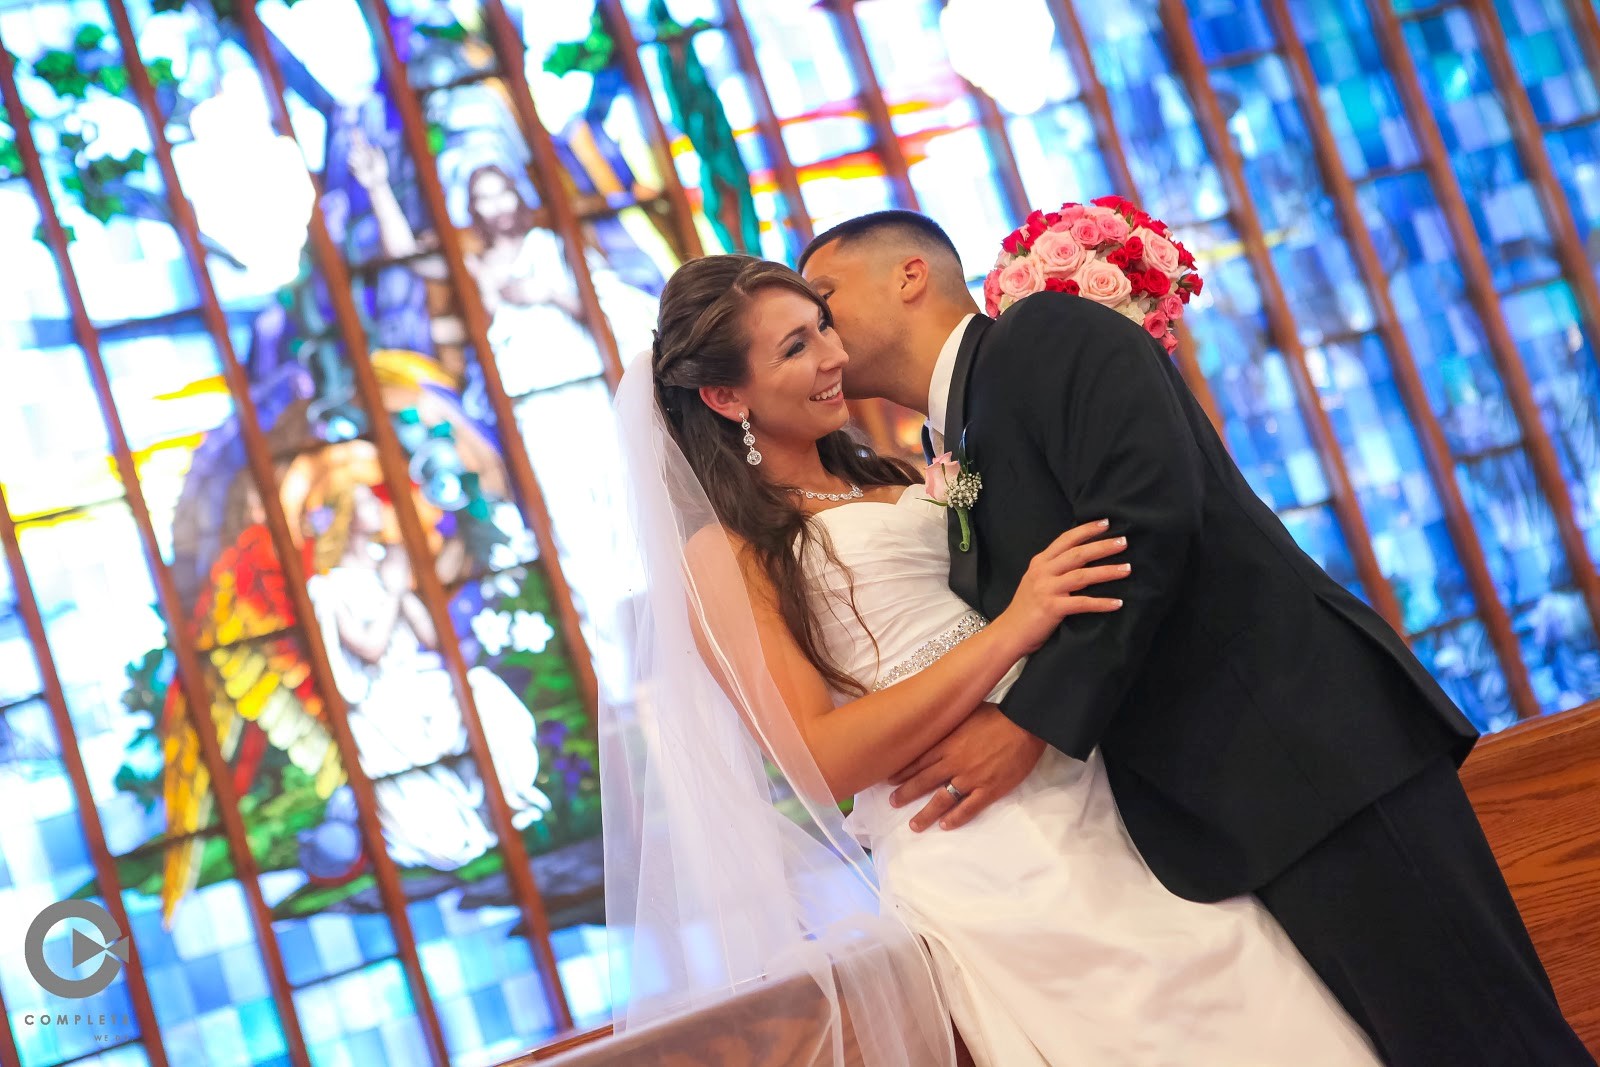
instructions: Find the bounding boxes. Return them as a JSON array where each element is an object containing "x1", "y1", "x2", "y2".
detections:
[{"x1": 820, "y1": 336, "x2": 849, "y2": 371}]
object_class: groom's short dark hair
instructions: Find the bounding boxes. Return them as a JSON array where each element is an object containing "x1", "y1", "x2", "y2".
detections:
[{"x1": 797, "y1": 210, "x2": 962, "y2": 273}]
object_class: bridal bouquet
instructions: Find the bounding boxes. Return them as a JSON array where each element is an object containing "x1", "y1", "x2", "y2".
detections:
[{"x1": 982, "y1": 196, "x2": 1204, "y2": 354}]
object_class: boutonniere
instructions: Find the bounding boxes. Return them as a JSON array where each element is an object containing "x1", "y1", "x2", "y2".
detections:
[{"x1": 924, "y1": 451, "x2": 983, "y2": 552}]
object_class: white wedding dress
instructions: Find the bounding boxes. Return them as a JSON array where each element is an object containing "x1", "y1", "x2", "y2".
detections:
[{"x1": 801, "y1": 485, "x2": 1381, "y2": 1067}]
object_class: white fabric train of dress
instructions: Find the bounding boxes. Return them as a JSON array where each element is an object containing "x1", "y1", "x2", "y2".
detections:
[{"x1": 800, "y1": 485, "x2": 1381, "y2": 1067}]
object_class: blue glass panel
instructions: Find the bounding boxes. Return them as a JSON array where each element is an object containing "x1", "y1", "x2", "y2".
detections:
[
  {"x1": 17, "y1": 505, "x2": 192, "y2": 853},
  {"x1": 127, "y1": 881, "x2": 291, "y2": 1065},
  {"x1": 0, "y1": 342, "x2": 121, "y2": 522},
  {"x1": 1357, "y1": 174, "x2": 1525, "y2": 455},
  {"x1": 1542, "y1": 118, "x2": 1600, "y2": 252},
  {"x1": 0, "y1": 159, "x2": 73, "y2": 354},
  {"x1": 410, "y1": 891, "x2": 558, "y2": 1063},
  {"x1": 1279, "y1": 503, "x2": 1364, "y2": 595},
  {"x1": 1311, "y1": 335, "x2": 1477, "y2": 632},
  {"x1": 1412, "y1": 617, "x2": 1516, "y2": 732},
  {"x1": 1288, "y1": 0, "x2": 1422, "y2": 179},
  {"x1": 1073, "y1": 3, "x2": 1228, "y2": 228},
  {"x1": 1208, "y1": 57, "x2": 1376, "y2": 341},
  {"x1": 0, "y1": 700, "x2": 149, "y2": 1067},
  {"x1": 1499, "y1": 282, "x2": 1600, "y2": 567},
  {"x1": 1189, "y1": 0, "x2": 1277, "y2": 61},
  {"x1": 1006, "y1": 102, "x2": 1115, "y2": 213},
  {"x1": 1404, "y1": 10, "x2": 1560, "y2": 289},
  {"x1": 1495, "y1": 0, "x2": 1600, "y2": 125},
  {"x1": 1456, "y1": 449, "x2": 1573, "y2": 605},
  {"x1": 292, "y1": 957, "x2": 430, "y2": 1067},
  {"x1": 1515, "y1": 590, "x2": 1600, "y2": 714},
  {"x1": 0, "y1": 564, "x2": 42, "y2": 706}
]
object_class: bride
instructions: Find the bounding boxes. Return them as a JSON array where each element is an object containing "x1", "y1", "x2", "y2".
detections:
[{"x1": 601, "y1": 255, "x2": 1380, "y2": 1065}]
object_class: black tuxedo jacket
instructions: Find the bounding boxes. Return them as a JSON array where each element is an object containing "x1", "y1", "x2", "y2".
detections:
[{"x1": 942, "y1": 294, "x2": 1477, "y2": 902}]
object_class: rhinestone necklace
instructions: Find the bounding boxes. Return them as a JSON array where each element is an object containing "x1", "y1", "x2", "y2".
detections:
[{"x1": 788, "y1": 483, "x2": 864, "y2": 503}]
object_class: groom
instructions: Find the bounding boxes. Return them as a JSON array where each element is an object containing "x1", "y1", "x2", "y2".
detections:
[{"x1": 799, "y1": 210, "x2": 1592, "y2": 1065}]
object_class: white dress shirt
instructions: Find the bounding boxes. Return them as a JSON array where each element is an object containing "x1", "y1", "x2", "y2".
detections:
[{"x1": 925, "y1": 312, "x2": 976, "y2": 455}]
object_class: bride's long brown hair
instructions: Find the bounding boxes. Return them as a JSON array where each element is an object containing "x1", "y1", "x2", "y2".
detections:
[{"x1": 653, "y1": 255, "x2": 919, "y2": 695}]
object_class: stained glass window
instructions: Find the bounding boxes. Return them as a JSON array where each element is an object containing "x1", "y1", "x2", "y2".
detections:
[{"x1": 7, "y1": 2, "x2": 1600, "y2": 1062}]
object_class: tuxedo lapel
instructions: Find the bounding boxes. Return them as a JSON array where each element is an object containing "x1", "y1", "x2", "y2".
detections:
[{"x1": 944, "y1": 316, "x2": 992, "y2": 610}]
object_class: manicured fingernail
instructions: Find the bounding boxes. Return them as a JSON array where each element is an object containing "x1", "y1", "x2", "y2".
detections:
[
  {"x1": 1097, "y1": 519, "x2": 1110, "y2": 528},
  {"x1": 939, "y1": 821, "x2": 951, "y2": 831},
  {"x1": 1114, "y1": 599, "x2": 1124, "y2": 607},
  {"x1": 910, "y1": 821, "x2": 924, "y2": 832},
  {"x1": 1115, "y1": 537, "x2": 1127, "y2": 546},
  {"x1": 1121, "y1": 563, "x2": 1132, "y2": 573}
]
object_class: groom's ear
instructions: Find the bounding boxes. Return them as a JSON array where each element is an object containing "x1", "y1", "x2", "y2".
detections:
[
  {"x1": 698, "y1": 385, "x2": 745, "y2": 422},
  {"x1": 897, "y1": 255, "x2": 931, "y2": 302}
]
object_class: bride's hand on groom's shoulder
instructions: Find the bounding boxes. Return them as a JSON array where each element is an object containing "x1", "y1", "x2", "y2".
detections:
[{"x1": 887, "y1": 705, "x2": 1046, "y2": 832}]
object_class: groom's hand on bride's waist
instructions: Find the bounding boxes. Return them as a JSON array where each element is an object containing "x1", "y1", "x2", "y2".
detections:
[{"x1": 887, "y1": 704, "x2": 1046, "y2": 831}]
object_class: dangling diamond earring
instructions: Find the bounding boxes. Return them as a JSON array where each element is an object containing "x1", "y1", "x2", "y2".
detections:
[{"x1": 740, "y1": 412, "x2": 762, "y2": 466}]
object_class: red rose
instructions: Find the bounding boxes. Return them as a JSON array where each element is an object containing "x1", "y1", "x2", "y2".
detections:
[
  {"x1": 1179, "y1": 287, "x2": 1192, "y2": 304},
  {"x1": 1177, "y1": 244, "x2": 1196, "y2": 268},
  {"x1": 1106, "y1": 245, "x2": 1131, "y2": 268},
  {"x1": 1002, "y1": 230, "x2": 1027, "y2": 254},
  {"x1": 1143, "y1": 269, "x2": 1171, "y2": 296},
  {"x1": 1025, "y1": 209, "x2": 1050, "y2": 239},
  {"x1": 1187, "y1": 272, "x2": 1204, "y2": 295},
  {"x1": 1045, "y1": 210, "x2": 1062, "y2": 226},
  {"x1": 1043, "y1": 277, "x2": 1072, "y2": 293},
  {"x1": 1122, "y1": 235, "x2": 1145, "y2": 264},
  {"x1": 1062, "y1": 278, "x2": 1080, "y2": 295},
  {"x1": 1092, "y1": 194, "x2": 1132, "y2": 213}
]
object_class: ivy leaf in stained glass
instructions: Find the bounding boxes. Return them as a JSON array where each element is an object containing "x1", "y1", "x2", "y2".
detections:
[
  {"x1": 98, "y1": 62, "x2": 128, "y2": 96},
  {"x1": 83, "y1": 190, "x2": 126, "y2": 222},
  {"x1": 33, "y1": 50, "x2": 94, "y2": 99},
  {"x1": 31, "y1": 220, "x2": 75, "y2": 243},
  {"x1": 74, "y1": 25, "x2": 109, "y2": 51},
  {"x1": 0, "y1": 138, "x2": 23, "y2": 178},
  {"x1": 146, "y1": 57, "x2": 178, "y2": 87},
  {"x1": 543, "y1": 12, "x2": 617, "y2": 76},
  {"x1": 414, "y1": 19, "x2": 467, "y2": 41}
]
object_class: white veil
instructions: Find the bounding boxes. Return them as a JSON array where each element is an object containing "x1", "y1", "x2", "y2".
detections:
[{"x1": 597, "y1": 354, "x2": 955, "y2": 1064}]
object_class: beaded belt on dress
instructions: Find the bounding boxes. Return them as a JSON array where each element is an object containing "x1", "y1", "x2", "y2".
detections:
[{"x1": 871, "y1": 611, "x2": 988, "y2": 691}]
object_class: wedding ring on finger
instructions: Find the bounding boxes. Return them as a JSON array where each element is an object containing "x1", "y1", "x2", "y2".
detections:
[{"x1": 944, "y1": 781, "x2": 966, "y2": 802}]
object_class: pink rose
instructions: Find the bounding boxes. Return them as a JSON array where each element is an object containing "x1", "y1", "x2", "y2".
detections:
[
  {"x1": 982, "y1": 269, "x2": 1003, "y2": 317},
  {"x1": 1068, "y1": 216, "x2": 1103, "y2": 247},
  {"x1": 924, "y1": 452, "x2": 962, "y2": 504},
  {"x1": 1161, "y1": 331, "x2": 1179, "y2": 353},
  {"x1": 1056, "y1": 202, "x2": 1088, "y2": 224},
  {"x1": 1073, "y1": 259, "x2": 1134, "y2": 308},
  {"x1": 1159, "y1": 293, "x2": 1184, "y2": 321},
  {"x1": 1142, "y1": 310, "x2": 1169, "y2": 338},
  {"x1": 1095, "y1": 210, "x2": 1131, "y2": 244},
  {"x1": 1136, "y1": 227, "x2": 1183, "y2": 277},
  {"x1": 1031, "y1": 228, "x2": 1086, "y2": 279},
  {"x1": 997, "y1": 255, "x2": 1046, "y2": 304}
]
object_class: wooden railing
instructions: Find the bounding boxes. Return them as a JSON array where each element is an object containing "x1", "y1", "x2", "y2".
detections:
[
  {"x1": 507, "y1": 701, "x2": 1600, "y2": 1064},
  {"x1": 1459, "y1": 700, "x2": 1600, "y2": 1050}
]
